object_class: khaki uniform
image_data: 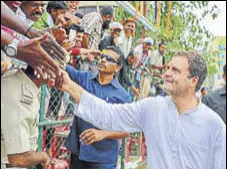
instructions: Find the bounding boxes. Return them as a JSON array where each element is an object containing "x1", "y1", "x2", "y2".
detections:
[
  {"x1": 139, "y1": 73, "x2": 152, "y2": 99},
  {"x1": 1, "y1": 70, "x2": 40, "y2": 169}
]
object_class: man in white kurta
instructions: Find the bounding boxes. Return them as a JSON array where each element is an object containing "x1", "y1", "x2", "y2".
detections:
[{"x1": 58, "y1": 51, "x2": 226, "y2": 169}]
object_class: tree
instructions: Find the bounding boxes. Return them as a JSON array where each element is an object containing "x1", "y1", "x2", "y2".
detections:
[{"x1": 114, "y1": 1, "x2": 221, "y2": 76}]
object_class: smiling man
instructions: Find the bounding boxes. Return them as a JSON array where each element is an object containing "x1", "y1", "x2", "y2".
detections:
[
  {"x1": 118, "y1": 18, "x2": 136, "y2": 59},
  {"x1": 58, "y1": 51, "x2": 226, "y2": 169},
  {"x1": 64, "y1": 46, "x2": 130, "y2": 169},
  {"x1": 20, "y1": 1, "x2": 48, "y2": 22}
]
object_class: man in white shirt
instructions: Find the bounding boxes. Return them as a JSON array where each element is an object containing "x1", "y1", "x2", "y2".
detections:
[
  {"x1": 134, "y1": 37, "x2": 154, "y2": 98},
  {"x1": 151, "y1": 42, "x2": 167, "y2": 78},
  {"x1": 57, "y1": 51, "x2": 226, "y2": 169},
  {"x1": 118, "y1": 18, "x2": 136, "y2": 59}
]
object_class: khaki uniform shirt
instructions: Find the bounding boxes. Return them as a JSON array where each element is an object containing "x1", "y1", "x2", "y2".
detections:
[{"x1": 1, "y1": 70, "x2": 40, "y2": 169}]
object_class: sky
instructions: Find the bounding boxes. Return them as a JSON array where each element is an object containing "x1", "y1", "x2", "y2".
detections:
[{"x1": 201, "y1": 1, "x2": 226, "y2": 37}]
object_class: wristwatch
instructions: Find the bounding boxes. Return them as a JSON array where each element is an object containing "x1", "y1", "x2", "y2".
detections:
[{"x1": 5, "y1": 38, "x2": 20, "y2": 58}]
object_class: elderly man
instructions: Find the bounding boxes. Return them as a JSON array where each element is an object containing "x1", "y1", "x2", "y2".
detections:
[
  {"x1": 99, "y1": 22, "x2": 123, "y2": 51},
  {"x1": 57, "y1": 51, "x2": 225, "y2": 169},
  {"x1": 118, "y1": 18, "x2": 136, "y2": 59},
  {"x1": 134, "y1": 37, "x2": 154, "y2": 98},
  {"x1": 203, "y1": 64, "x2": 226, "y2": 124}
]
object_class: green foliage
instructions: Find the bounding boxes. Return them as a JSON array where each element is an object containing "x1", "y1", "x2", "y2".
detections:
[
  {"x1": 114, "y1": 1, "x2": 221, "y2": 76},
  {"x1": 203, "y1": 50, "x2": 219, "y2": 76}
]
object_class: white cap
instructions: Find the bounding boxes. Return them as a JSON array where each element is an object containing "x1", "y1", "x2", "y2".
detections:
[
  {"x1": 143, "y1": 37, "x2": 154, "y2": 45},
  {"x1": 110, "y1": 22, "x2": 123, "y2": 30}
]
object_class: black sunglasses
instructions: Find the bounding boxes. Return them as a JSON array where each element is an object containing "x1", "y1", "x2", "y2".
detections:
[{"x1": 101, "y1": 54, "x2": 120, "y2": 65}]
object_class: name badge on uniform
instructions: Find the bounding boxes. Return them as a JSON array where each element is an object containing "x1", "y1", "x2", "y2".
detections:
[{"x1": 20, "y1": 83, "x2": 34, "y2": 105}]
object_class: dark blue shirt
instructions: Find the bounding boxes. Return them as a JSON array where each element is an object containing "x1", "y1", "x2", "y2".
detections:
[{"x1": 65, "y1": 65, "x2": 131, "y2": 164}]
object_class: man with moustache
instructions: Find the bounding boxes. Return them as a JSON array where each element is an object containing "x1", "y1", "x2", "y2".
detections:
[
  {"x1": 64, "y1": 46, "x2": 130, "y2": 169},
  {"x1": 99, "y1": 22, "x2": 123, "y2": 51},
  {"x1": 20, "y1": 1, "x2": 48, "y2": 24},
  {"x1": 79, "y1": 6, "x2": 114, "y2": 73},
  {"x1": 118, "y1": 18, "x2": 136, "y2": 60},
  {"x1": 57, "y1": 51, "x2": 225, "y2": 169}
]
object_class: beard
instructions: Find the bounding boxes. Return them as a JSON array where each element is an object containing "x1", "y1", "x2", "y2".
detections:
[
  {"x1": 125, "y1": 30, "x2": 133, "y2": 38},
  {"x1": 163, "y1": 84, "x2": 180, "y2": 96}
]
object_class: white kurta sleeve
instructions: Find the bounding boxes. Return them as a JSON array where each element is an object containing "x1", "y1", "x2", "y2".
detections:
[{"x1": 75, "y1": 90, "x2": 156, "y2": 133}]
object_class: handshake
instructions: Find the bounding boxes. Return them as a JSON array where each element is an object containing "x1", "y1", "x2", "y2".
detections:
[{"x1": 21, "y1": 26, "x2": 72, "y2": 82}]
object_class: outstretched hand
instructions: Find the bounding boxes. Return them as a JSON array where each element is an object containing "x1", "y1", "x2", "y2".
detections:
[
  {"x1": 17, "y1": 33, "x2": 60, "y2": 79},
  {"x1": 55, "y1": 71, "x2": 72, "y2": 92},
  {"x1": 26, "y1": 27, "x2": 70, "y2": 69}
]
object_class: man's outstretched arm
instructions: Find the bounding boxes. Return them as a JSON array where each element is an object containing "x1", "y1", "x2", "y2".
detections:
[
  {"x1": 57, "y1": 71, "x2": 156, "y2": 133},
  {"x1": 1, "y1": 30, "x2": 60, "y2": 78},
  {"x1": 1, "y1": 1, "x2": 30, "y2": 35}
]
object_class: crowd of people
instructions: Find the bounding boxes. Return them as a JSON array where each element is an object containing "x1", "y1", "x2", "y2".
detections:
[{"x1": 1, "y1": 1, "x2": 226, "y2": 169}]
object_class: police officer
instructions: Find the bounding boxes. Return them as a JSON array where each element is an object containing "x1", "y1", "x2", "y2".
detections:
[{"x1": 1, "y1": 68, "x2": 50, "y2": 169}]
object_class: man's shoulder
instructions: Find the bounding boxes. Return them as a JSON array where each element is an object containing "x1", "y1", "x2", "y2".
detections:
[
  {"x1": 118, "y1": 90, "x2": 131, "y2": 103},
  {"x1": 102, "y1": 35, "x2": 112, "y2": 42},
  {"x1": 112, "y1": 80, "x2": 131, "y2": 103},
  {"x1": 152, "y1": 50, "x2": 159, "y2": 57},
  {"x1": 200, "y1": 103, "x2": 225, "y2": 126},
  {"x1": 207, "y1": 87, "x2": 226, "y2": 99},
  {"x1": 66, "y1": 65, "x2": 93, "y2": 79}
]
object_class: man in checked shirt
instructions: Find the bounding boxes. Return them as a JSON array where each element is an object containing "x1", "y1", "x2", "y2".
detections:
[{"x1": 79, "y1": 6, "x2": 114, "y2": 73}]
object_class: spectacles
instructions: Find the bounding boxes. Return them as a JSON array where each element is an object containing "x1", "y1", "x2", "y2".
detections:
[{"x1": 101, "y1": 54, "x2": 119, "y2": 65}]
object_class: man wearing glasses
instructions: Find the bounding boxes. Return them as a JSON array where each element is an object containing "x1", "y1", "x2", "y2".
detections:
[
  {"x1": 64, "y1": 46, "x2": 130, "y2": 169},
  {"x1": 58, "y1": 51, "x2": 226, "y2": 169}
]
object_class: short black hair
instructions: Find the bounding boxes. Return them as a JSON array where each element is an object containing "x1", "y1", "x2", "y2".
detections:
[
  {"x1": 200, "y1": 87, "x2": 206, "y2": 92},
  {"x1": 128, "y1": 49, "x2": 135, "y2": 57},
  {"x1": 224, "y1": 64, "x2": 226, "y2": 75},
  {"x1": 100, "y1": 6, "x2": 114, "y2": 16},
  {"x1": 104, "y1": 46, "x2": 123, "y2": 67},
  {"x1": 75, "y1": 12, "x2": 84, "y2": 19},
  {"x1": 159, "y1": 42, "x2": 167, "y2": 48},
  {"x1": 47, "y1": 1, "x2": 68, "y2": 14},
  {"x1": 175, "y1": 51, "x2": 208, "y2": 91},
  {"x1": 68, "y1": 23, "x2": 84, "y2": 32}
]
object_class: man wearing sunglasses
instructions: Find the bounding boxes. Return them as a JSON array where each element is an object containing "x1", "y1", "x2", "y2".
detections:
[
  {"x1": 64, "y1": 46, "x2": 130, "y2": 169},
  {"x1": 58, "y1": 51, "x2": 225, "y2": 169}
]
